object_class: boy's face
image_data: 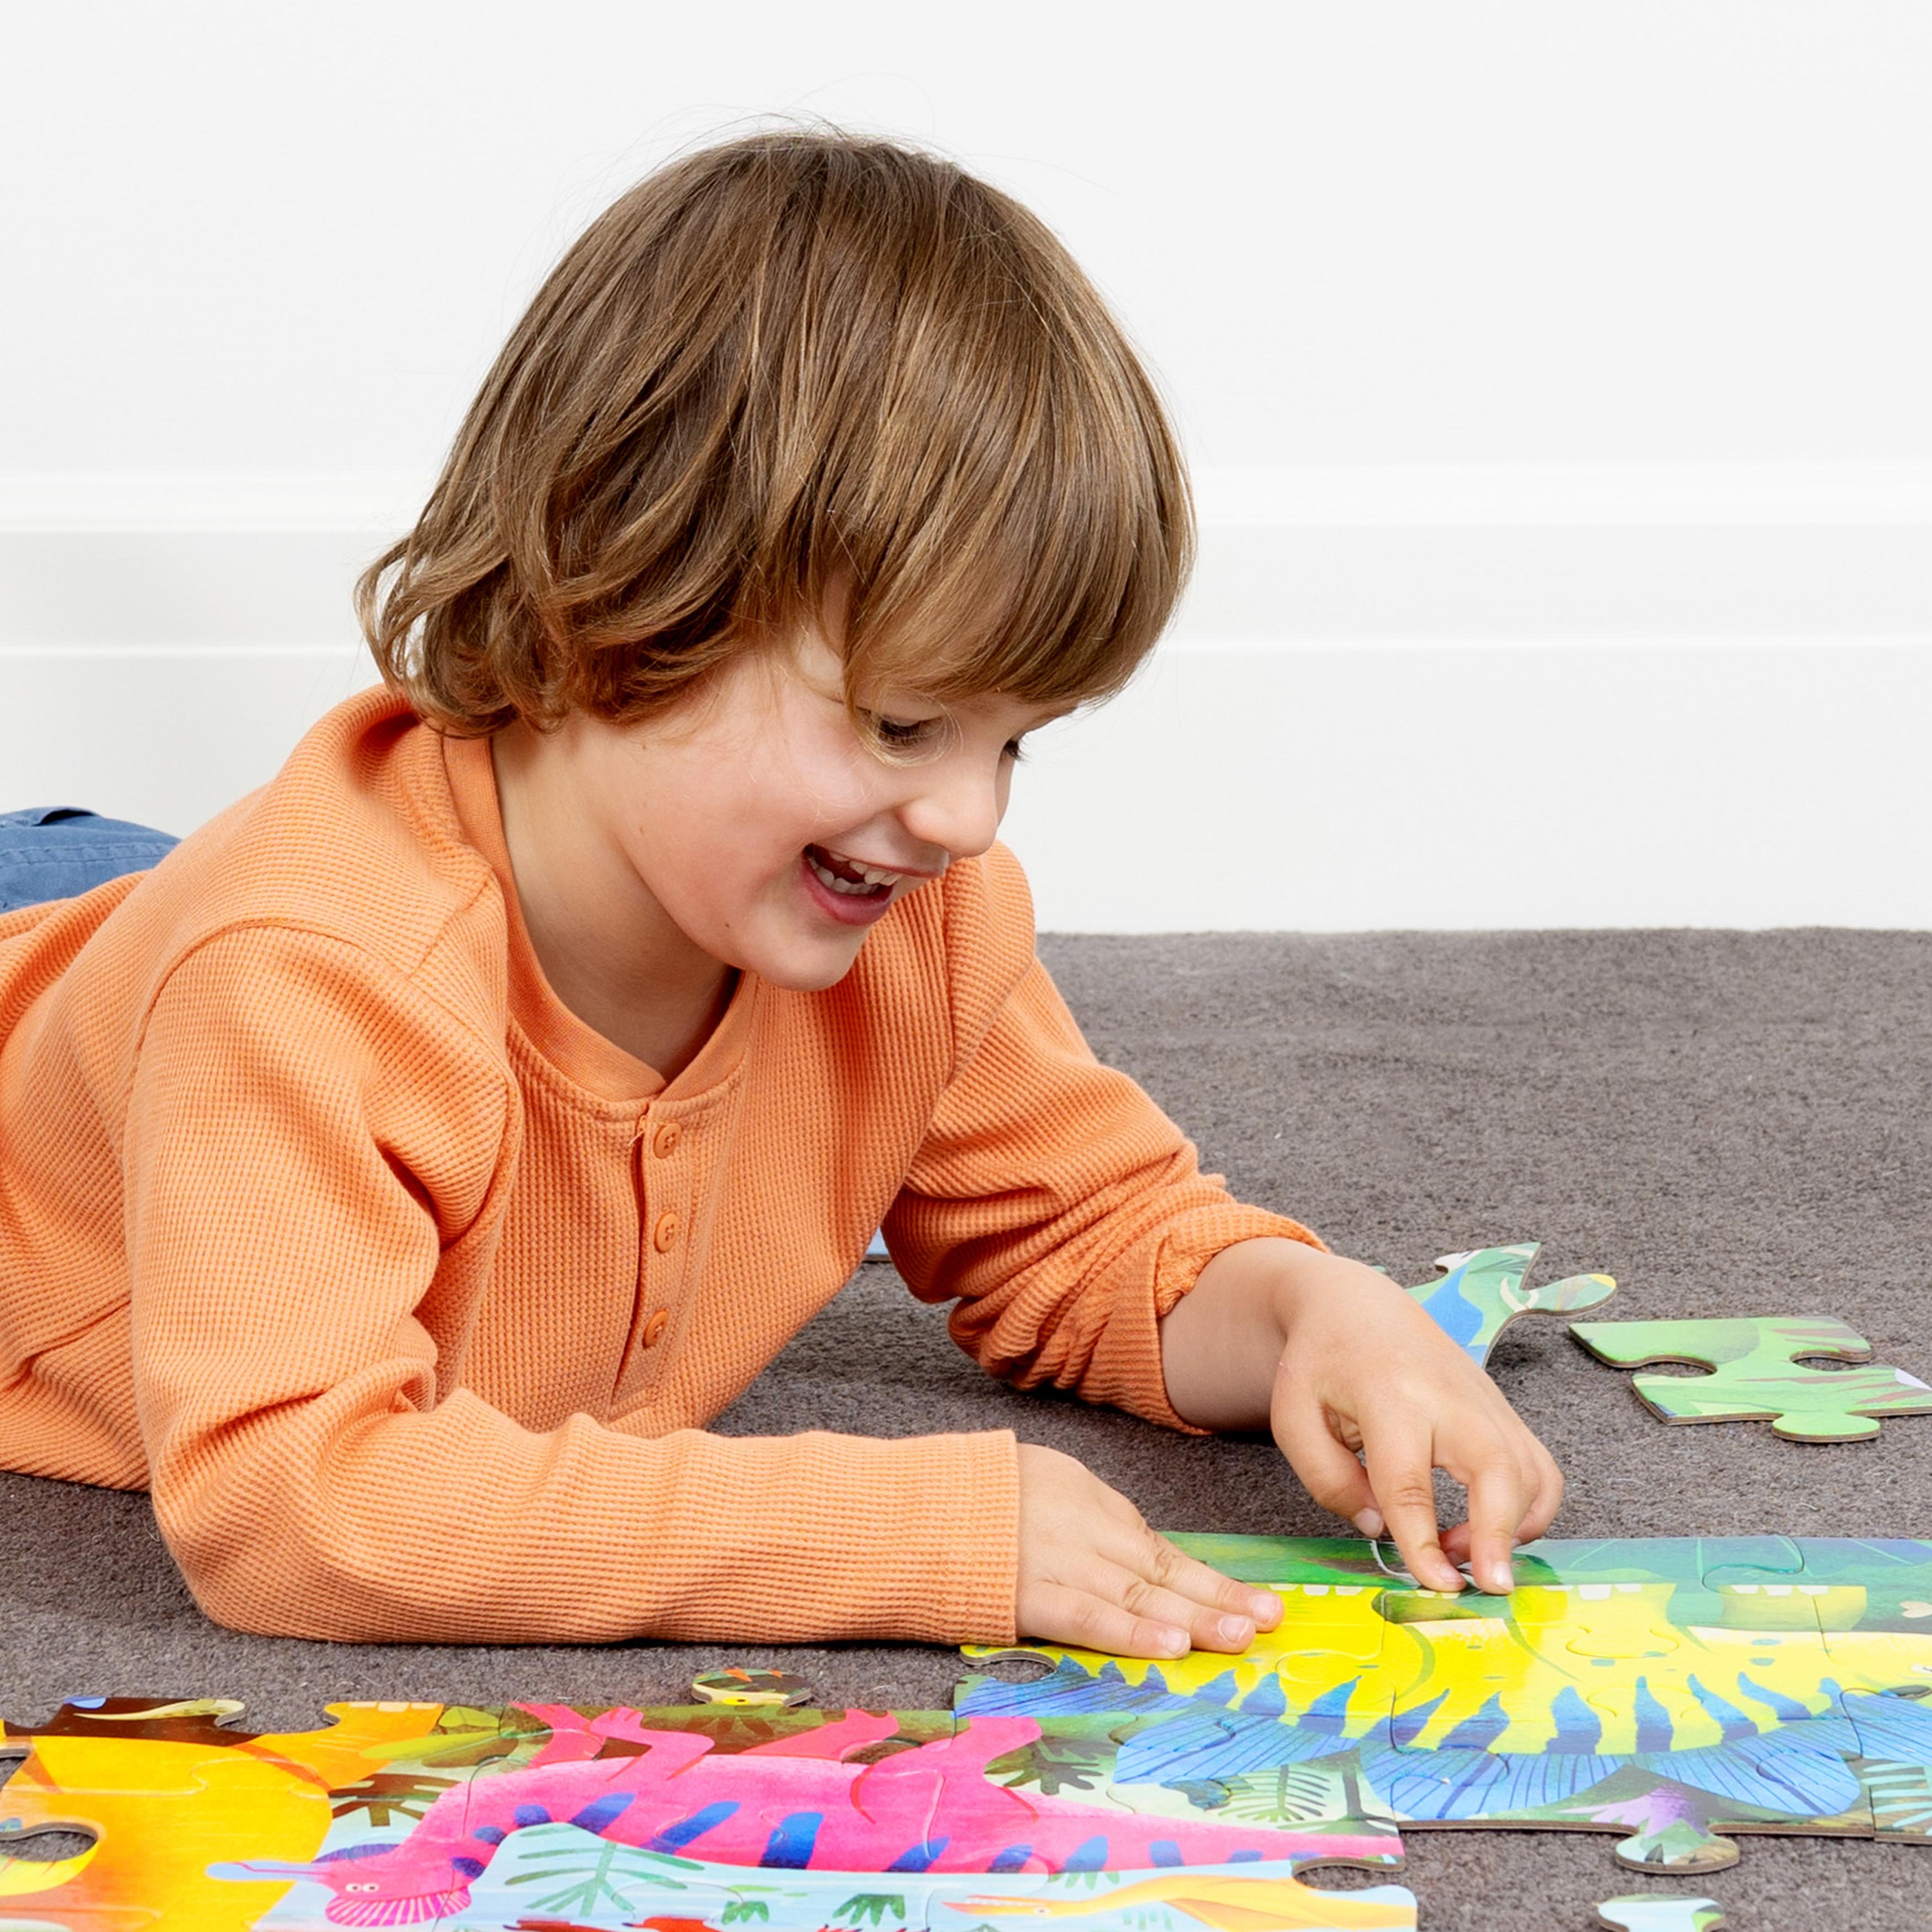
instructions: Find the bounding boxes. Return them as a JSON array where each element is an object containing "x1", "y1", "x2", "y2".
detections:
[{"x1": 551, "y1": 618, "x2": 1066, "y2": 996}]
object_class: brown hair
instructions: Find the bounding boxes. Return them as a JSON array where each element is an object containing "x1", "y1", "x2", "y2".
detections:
[{"x1": 357, "y1": 127, "x2": 1192, "y2": 738}]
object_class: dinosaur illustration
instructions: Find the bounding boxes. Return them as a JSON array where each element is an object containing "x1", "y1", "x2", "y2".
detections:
[
  {"x1": 942, "y1": 1867, "x2": 1417, "y2": 1929},
  {"x1": 216, "y1": 1706, "x2": 1383, "y2": 1925}
]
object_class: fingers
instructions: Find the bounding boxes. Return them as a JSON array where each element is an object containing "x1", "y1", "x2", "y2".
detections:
[
  {"x1": 1358, "y1": 1419, "x2": 1464, "y2": 1593},
  {"x1": 1455, "y1": 1445, "x2": 1535, "y2": 1595},
  {"x1": 1139, "y1": 1533, "x2": 1286, "y2": 1635},
  {"x1": 1440, "y1": 1431, "x2": 1564, "y2": 1570},
  {"x1": 1014, "y1": 1446, "x2": 1281, "y2": 1660},
  {"x1": 1027, "y1": 1553, "x2": 1278, "y2": 1660},
  {"x1": 1271, "y1": 1388, "x2": 1383, "y2": 1538}
]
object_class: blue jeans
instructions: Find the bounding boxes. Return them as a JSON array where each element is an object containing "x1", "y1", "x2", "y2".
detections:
[{"x1": 0, "y1": 808, "x2": 179, "y2": 914}]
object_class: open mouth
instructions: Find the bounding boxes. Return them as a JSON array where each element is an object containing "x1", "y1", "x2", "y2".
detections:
[{"x1": 804, "y1": 844, "x2": 900, "y2": 900}]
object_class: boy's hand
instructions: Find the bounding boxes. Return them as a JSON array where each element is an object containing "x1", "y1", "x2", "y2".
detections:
[
  {"x1": 1013, "y1": 1443, "x2": 1285, "y2": 1658},
  {"x1": 1268, "y1": 1252, "x2": 1562, "y2": 1594},
  {"x1": 1162, "y1": 1240, "x2": 1564, "y2": 1597}
]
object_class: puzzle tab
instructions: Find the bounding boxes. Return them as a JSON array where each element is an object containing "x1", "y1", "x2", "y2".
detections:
[{"x1": 1569, "y1": 1315, "x2": 1932, "y2": 1441}]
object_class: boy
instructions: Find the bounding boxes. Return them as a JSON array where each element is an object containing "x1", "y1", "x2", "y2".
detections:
[{"x1": 0, "y1": 130, "x2": 1557, "y2": 1655}]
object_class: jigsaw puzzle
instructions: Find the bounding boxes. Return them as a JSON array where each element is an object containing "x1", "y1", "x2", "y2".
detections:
[
  {"x1": 1569, "y1": 1316, "x2": 1932, "y2": 1441},
  {"x1": 8, "y1": 1538, "x2": 1931, "y2": 1924},
  {"x1": 0, "y1": 1696, "x2": 1414, "y2": 1930},
  {"x1": 1405, "y1": 1243, "x2": 1616, "y2": 1370},
  {"x1": 962, "y1": 1535, "x2": 1932, "y2": 1877}
]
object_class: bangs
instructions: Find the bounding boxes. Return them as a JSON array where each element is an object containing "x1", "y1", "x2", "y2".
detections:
[{"x1": 745, "y1": 153, "x2": 1193, "y2": 716}]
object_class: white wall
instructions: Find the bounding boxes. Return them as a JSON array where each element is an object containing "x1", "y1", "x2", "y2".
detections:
[{"x1": 3, "y1": 4, "x2": 1929, "y2": 927}]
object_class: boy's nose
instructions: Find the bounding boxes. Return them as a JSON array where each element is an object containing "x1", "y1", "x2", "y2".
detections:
[{"x1": 900, "y1": 761, "x2": 1007, "y2": 866}]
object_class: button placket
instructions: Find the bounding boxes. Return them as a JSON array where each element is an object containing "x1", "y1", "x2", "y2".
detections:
[{"x1": 627, "y1": 1105, "x2": 688, "y2": 1384}]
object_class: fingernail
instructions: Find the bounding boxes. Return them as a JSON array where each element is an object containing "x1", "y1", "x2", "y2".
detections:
[
  {"x1": 1352, "y1": 1509, "x2": 1384, "y2": 1538},
  {"x1": 1217, "y1": 1613, "x2": 1254, "y2": 1646},
  {"x1": 1250, "y1": 1591, "x2": 1282, "y2": 1626},
  {"x1": 1484, "y1": 1561, "x2": 1515, "y2": 1594},
  {"x1": 1159, "y1": 1628, "x2": 1190, "y2": 1657}
]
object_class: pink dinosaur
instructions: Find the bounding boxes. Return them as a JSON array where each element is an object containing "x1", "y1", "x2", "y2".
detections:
[{"x1": 214, "y1": 1705, "x2": 1391, "y2": 1926}]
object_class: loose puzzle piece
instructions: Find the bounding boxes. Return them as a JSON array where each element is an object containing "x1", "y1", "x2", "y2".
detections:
[
  {"x1": 1596, "y1": 1898, "x2": 1727, "y2": 1931},
  {"x1": 1570, "y1": 1315, "x2": 1932, "y2": 1441},
  {"x1": 691, "y1": 1668, "x2": 814, "y2": 1708},
  {"x1": 1405, "y1": 1242, "x2": 1617, "y2": 1370}
]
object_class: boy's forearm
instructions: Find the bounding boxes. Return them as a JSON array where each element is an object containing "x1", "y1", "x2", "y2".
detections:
[{"x1": 1158, "y1": 1236, "x2": 1331, "y2": 1431}]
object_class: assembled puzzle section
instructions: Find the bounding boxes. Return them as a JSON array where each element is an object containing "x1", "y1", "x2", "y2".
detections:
[
  {"x1": 0, "y1": 1695, "x2": 1416, "y2": 1931},
  {"x1": 1405, "y1": 1242, "x2": 1616, "y2": 1370},
  {"x1": 8, "y1": 1537, "x2": 1932, "y2": 1925},
  {"x1": 0, "y1": 1695, "x2": 464, "y2": 1932},
  {"x1": 964, "y1": 1535, "x2": 1932, "y2": 1876},
  {"x1": 1570, "y1": 1315, "x2": 1932, "y2": 1441}
]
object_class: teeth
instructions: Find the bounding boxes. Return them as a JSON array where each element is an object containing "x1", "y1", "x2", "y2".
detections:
[{"x1": 806, "y1": 851, "x2": 898, "y2": 896}]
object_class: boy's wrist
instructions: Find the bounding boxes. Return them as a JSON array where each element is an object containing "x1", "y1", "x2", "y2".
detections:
[{"x1": 1160, "y1": 1236, "x2": 1328, "y2": 1430}]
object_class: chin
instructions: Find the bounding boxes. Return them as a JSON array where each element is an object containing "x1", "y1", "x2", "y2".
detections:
[{"x1": 746, "y1": 935, "x2": 871, "y2": 994}]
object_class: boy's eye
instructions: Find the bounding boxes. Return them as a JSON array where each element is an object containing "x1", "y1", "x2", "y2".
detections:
[{"x1": 874, "y1": 715, "x2": 936, "y2": 745}]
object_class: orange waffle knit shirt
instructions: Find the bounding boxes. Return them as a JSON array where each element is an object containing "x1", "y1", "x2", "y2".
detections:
[{"x1": 0, "y1": 688, "x2": 1317, "y2": 1646}]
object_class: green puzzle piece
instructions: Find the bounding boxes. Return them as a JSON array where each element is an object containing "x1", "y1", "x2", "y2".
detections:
[
  {"x1": 1404, "y1": 1241, "x2": 1617, "y2": 1370},
  {"x1": 1570, "y1": 1314, "x2": 1932, "y2": 1442}
]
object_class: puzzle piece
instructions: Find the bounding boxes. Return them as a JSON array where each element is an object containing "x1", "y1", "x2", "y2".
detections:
[
  {"x1": 971, "y1": 1574, "x2": 1395, "y2": 1723},
  {"x1": 1406, "y1": 1241, "x2": 1616, "y2": 1370},
  {"x1": 1, "y1": 1749, "x2": 335, "y2": 1931},
  {"x1": 1094, "y1": 1706, "x2": 1405, "y2": 1869},
  {"x1": 1837, "y1": 1689, "x2": 1932, "y2": 1841},
  {"x1": 1570, "y1": 1315, "x2": 1932, "y2": 1441},
  {"x1": 691, "y1": 1668, "x2": 814, "y2": 1708},
  {"x1": 1596, "y1": 1896, "x2": 1727, "y2": 1931},
  {"x1": 1691, "y1": 1536, "x2": 1807, "y2": 1596},
  {"x1": 0, "y1": 1697, "x2": 481, "y2": 1924},
  {"x1": 453, "y1": 1822, "x2": 940, "y2": 1932},
  {"x1": 924, "y1": 1859, "x2": 1418, "y2": 1929},
  {"x1": 1164, "y1": 1534, "x2": 1415, "y2": 1590},
  {"x1": 0, "y1": 1698, "x2": 250, "y2": 1745},
  {"x1": 0, "y1": 1908, "x2": 161, "y2": 1932},
  {"x1": 1607, "y1": 1819, "x2": 1740, "y2": 1875}
]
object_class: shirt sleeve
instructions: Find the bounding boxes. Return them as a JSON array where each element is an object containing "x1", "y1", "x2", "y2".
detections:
[
  {"x1": 124, "y1": 923, "x2": 1018, "y2": 1647},
  {"x1": 882, "y1": 849, "x2": 1323, "y2": 1433}
]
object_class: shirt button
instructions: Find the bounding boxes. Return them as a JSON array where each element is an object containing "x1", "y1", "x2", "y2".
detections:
[
  {"x1": 652, "y1": 1211, "x2": 681, "y2": 1252},
  {"x1": 653, "y1": 1121, "x2": 681, "y2": 1159},
  {"x1": 642, "y1": 1308, "x2": 669, "y2": 1349}
]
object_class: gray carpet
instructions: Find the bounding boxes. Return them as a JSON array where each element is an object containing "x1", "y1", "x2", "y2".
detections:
[{"x1": 5, "y1": 929, "x2": 1931, "y2": 1926}]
